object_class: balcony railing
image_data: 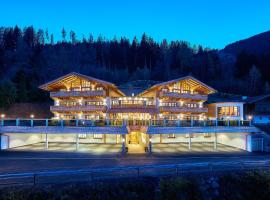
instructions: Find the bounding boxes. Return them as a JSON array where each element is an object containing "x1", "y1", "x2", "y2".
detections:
[
  {"x1": 0, "y1": 119, "x2": 252, "y2": 128},
  {"x1": 50, "y1": 105, "x2": 107, "y2": 112},
  {"x1": 159, "y1": 91, "x2": 207, "y2": 101},
  {"x1": 50, "y1": 90, "x2": 106, "y2": 98},
  {"x1": 159, "y1": 106, "x2": 208, "y2": 113},
  {"x1": 111, "y1": 104, "x2": 156, "y2": 108}
]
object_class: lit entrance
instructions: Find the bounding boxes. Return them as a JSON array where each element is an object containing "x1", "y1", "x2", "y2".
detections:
[
  {"x1": 128, "y1": 132, "x2": 139, "y2": 144},
  {"x1": 126, "y1": 131, "x2": 148, "y2": 153}
]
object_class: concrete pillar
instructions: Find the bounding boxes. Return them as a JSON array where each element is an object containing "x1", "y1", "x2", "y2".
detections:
[
  {"x1": 76, "y1": 133, "x2": 79, "y2": 151},
  {"x1": 148, "y1": 135, "x2": 152, "y2": 154},
  {"x1": 121, "y1": 134, "x2": 126, "y2": 154},
  {"x1": 214, "y1": 132, "x2": 217, "y2": 150},
  {"x1": 45, "y1": 133, "x2": 48, "y2": 149},
  {"x1": 188, "y1": 134, "x2": 191, "y2": 150}
]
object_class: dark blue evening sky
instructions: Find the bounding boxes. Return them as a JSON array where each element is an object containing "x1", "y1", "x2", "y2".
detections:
[{"x1": 1, "y1": 0, "x2": 270, "y2": 48}]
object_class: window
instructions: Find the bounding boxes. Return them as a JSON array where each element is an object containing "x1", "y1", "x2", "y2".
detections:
[
  {"x1": 85, "y1": 101, "x2": 104, "y2": 106},
  {"x1": 96, "y1": 87, "x2": 104, "y2": 91},
  {"x1": 185, "y1": 103, "x2": 198, "y2": 108},
  {"x1": 71, "y1": 87, "x2": 81, "y2": 91},
  {"x1": 78, "y1": 133, "x2": 87, "y2": 139},
  {"x1": 217, "y1": 106, "x2": 240, "y2": 117},
  {"x1": 168, "y1": 134, "x2": 175, "y2": 138},
  {"x1": 93, "y1": 134, "x2": 103, "y2": 139}
]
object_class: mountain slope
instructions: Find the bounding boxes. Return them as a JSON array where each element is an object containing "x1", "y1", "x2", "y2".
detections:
[{"x1": 222, "y1": 30, "x2": 270, "y2": 55}]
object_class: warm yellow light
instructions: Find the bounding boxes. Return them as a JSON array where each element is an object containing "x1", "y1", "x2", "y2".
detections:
[
  {"x1": 122, "y1": 138, "x2": 125, "y2": 143},
  {"x1": 1, "y1": 114, "x2": 5, "y2": 118},
  {"x1": 55, "y1": 100, "x2": 60, "y2": 106},
  {"x1": 30, "y1": 114, "x2": 35, "y2": 119},
  {"x1": 248, "y1": 115, "x2": 253, "y2": 120}
]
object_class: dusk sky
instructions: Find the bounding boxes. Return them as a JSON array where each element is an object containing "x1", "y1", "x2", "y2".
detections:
[{"x1": 1, "y1": 0, "x2": 270, "y2": 49}]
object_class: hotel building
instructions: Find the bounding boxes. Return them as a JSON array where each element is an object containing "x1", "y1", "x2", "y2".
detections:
[{"x1": 0, "y1": 72, "x2": 263, "y2": 153}]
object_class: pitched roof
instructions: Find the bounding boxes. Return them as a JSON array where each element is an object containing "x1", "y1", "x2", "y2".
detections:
[
  {"x1": 139, "y1": 75, "x2": 217, "y2": 96},
  {"x1": 39, "y1": 72, "x2": 125, "y2": 96}
]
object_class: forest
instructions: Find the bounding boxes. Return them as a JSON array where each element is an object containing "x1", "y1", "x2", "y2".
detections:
[{"x1": 0, "y1": 25, "x2": 270, "y2": 107}]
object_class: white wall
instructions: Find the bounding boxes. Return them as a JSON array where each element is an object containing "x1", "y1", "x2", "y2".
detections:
[
  {"x1": 5, "y1": 133, "x2": 44, "y2": 148},
  {"x1": 216, "y1": 132, "x2": 248, "y2": 150}
]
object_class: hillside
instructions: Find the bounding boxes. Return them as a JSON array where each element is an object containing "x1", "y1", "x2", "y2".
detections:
[{"x1": 222, "y1": 30, "x2": 270, "y2": 55}]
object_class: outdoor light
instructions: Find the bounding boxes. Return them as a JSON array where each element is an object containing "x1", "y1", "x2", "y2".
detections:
[
  {"x1": 1, "y1": 114, "x2": 5, "y2": 118},
  {"x1": 78, "y1": 99, "x2": 82, "y2": 105},
  {"x1": 122, "y1": 138, "x2": 125, "y2": 143},
  {"x1": 248, "y1": 115, "x2": 253, "y2": 120},
  {"x1": 55, "y1": 100, "x2": 60, "y2": 106},
  {"x1": 30, "y1": 114, "x2": 35, "y2": 119}
]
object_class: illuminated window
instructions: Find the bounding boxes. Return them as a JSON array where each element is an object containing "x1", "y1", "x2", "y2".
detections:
[
  {"x1": 93, "y1": 134, "x2": 103, "y2": 139},
  {"x1": 217, "y1": 106, "x2": 240, "y2": 117},
  {"x1": 96, "y1": 87, "x2": 104, "y2": 91}
]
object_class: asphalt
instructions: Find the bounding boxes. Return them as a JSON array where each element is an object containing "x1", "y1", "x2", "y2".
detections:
[{"x1": 0, "y1": 150, "x2": 269, "y2": 175}]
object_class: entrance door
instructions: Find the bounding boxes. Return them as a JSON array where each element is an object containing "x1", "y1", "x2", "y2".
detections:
[{"x1": 129, "y1": 132, "x2": 139, "y2": 144}]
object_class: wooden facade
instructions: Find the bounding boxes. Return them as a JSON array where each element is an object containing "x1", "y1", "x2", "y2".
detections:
[{"x1": 40, "y1": 73, "x2": 216, "y2": 120}]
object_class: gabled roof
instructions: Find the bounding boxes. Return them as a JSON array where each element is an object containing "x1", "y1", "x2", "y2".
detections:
[
  {"x1": 245, "y1": 94, "x2": 270, "y2": 104},
  {"x1": 39, "y1": 72, "x2": 125, "y2": 96},
  {"x1": 139, "y1": 76, "x2": 217, "y2": 96}
]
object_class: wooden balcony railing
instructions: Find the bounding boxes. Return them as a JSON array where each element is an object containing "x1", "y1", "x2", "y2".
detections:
[
  {"x1": 50, "y1": 90, "x2": 106, "y2": 98},
  {"x1": 159, "y1": 91, "x2": 207, "y2": 101},
  {"x1": 50, "y1": 105, "x2": 107, "y2": 112},
  {"x1": 159, "y1": 106, "x2": 208, "y2": 113}
]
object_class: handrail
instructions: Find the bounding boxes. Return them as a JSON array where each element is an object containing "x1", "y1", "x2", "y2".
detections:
[
  {"x1": 0, "y1": 119, "x2": 252, "y2": 127},
  {"x1": 0, "y1": 160, "x2": 269, "y2": 186}
]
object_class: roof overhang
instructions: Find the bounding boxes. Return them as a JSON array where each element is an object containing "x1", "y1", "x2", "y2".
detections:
[{"x1": 139, "y1": 76, "x2": 217, "y2": 96}]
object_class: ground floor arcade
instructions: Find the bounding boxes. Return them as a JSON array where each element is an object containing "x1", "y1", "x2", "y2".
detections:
[{"x1": 0, "y1": 131, "x2": 253, "y2": 154}]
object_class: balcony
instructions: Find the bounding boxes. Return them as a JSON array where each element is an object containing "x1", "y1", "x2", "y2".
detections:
[
  {"x1": 159, "y1": 91, "x2": 207, "y2": 101},
  {"x1": 109, "y1": 104, "x2": 158, "y2": 113},
  {"x1": 159, "y1": 106, "x2": 208, "y2": 113},
  {"x1": 50, "y1": 90, "x2": 106, "y2": 98},
  {"x1": 50, "y1": 105, "x2": 107, "y2": 112}
]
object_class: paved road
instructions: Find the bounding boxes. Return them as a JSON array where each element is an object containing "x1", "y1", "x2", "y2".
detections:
[{"x1": 0, "y1": 150, "x2": 269, "y2": 174}]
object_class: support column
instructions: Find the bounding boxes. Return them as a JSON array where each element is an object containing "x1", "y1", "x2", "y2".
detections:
[
  {"x1": 121, "y1": 134, "x2": 126, "y2": 154},
  {"x1": 188, "y1": 133, "x2": 191, "y2": 150},
  {"x1": 214, "y1": 132, "x2": 217, "y2": 150},
  {"x1": 76, "y1": 133, "x2": 80, "y2": 151},
  {"x1": 148, "y1": 134, "x2": 152, "y2": 154},
  {"x1": 45, "y1": 132, "x2": 48, "y2": 149}
]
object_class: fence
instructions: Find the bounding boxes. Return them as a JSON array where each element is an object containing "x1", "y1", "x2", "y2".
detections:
[
  {"x1": 0, "y1": 118, "x2": 252, "y2": 128},
  {"x1": 0, "y1": 160, "x2": 269, "y2": 187}
]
